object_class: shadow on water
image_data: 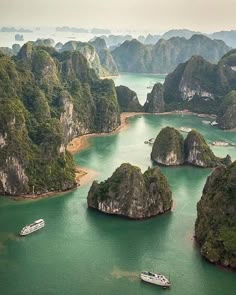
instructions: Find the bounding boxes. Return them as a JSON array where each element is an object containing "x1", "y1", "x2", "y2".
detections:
[{"x1": 85, "y1": 207, "x2": 174, "y2": 271}]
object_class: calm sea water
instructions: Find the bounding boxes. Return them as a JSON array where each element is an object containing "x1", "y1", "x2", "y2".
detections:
[
  {"x1": 0, "y1": 77, "x2": 236, "y2": 295},
  {"x1": 113, "y1": 73, "x2": 166, "y2": 105}
]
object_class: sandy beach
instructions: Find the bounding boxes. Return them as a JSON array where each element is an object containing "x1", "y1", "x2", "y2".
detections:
[
  {"x1": 67, "y1": 112, "x2": 147, "y2": 155},
  {"x1": 14, "y1": 110, "x2": 228, "y2": 199},
  {"x1": 75, "y1": 166, "x2": 98, "y2": 186},
  {"x1": 66, "y1": 110, "x2": 195, "y2": 155},
  {"x1": 67, "y1": 110, "x2": 196, "y2": 185}
]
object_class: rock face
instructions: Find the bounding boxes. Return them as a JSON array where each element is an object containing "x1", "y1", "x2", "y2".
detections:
[
  {"x1": 87, "y1": 163, "x2": 172, "y2": 219},
  {"x1": 111, "y1": 39, "x2": 152, "y2": 73},
  {"x1": 111, "y1": 35, "x2": 230, "y2": 74},
  {"x1": 151, "y1": 127, "x2": 184, "y2": 166},
  {"x1": 163, "y1": 50, "x2": 236, "y2": 114},
  {"x1": 115, "y1": 85, "x2": 143, "y2": 112},
  {"x1": 144, "y1": 83, "x2": 165, "y2": 112},
  {"x1": 60, "y1": 40, "x2": 116, "y2": 77},
  {"x1": 89, "y1": 37, "x2": 118, "y2": 76},
  {"x1": 151, "y1": 128, "x2": 231, "y2": 168},
  {"x1": 0, "y1": 43, "x2": 121, "y2": 196},
  {"x1": 195, "y1": 162, "x2": 236, "y2": 269},
  {"x1": 218, "y1": 91, "x2": 236, "y2": 129},
  {"x1": 184, "y1": 130, "x2": 224, "y2": 167}
]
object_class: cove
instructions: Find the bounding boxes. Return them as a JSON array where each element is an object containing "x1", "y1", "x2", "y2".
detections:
[{"x1": 0, "y1": 113, "x2": 235, "y2": 295}]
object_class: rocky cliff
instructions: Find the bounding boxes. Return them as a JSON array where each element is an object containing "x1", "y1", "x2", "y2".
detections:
[
  {"x1": 60, "y1": 41, "x2": 109, "y2": 77},
  {"x1": 217, "y1": 91, "x2": 236, "y2": 130},
  {"x1": 111, "y1": 39, "x2": 152, "y2": 73},
  {"x1": 115, "y1": 85, "x2": 143, "y2": 112},
  {"x1": 163, "y1": 50, "x2": 236, "y2": 114},
  {"x1": 151, "y1": 127, "x2": 184, "y2": 166},
  {"x1": 151, "y1": 127, "x2": 231, "y2": 168},
  {"x1": 184, "y1": 130, "x2": 230, "y2": 167},
  {"x1": 111, "y1": 35, "x2": 230, "y2": 74},
  {"x1": 144, "y1": 83, "x2": 165, "y2": 112},
  {"x1": 89, "y1": 37, "x2": 118, "y2": 76},
  {"x1": 195, "y1": 162, "x2": 236, "y2": 269},
  {"x1": 87, "y1": 163, "x2": 172, "y2": 219},
  {"x1": 0, "y1": 43, "x2": 121, "y2": 196}
]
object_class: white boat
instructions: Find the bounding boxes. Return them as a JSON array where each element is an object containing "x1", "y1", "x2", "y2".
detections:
[
  {"x1": 212, "y1": 141, "x2": 229, "y2": 146},
  {"x1": 211, "y1": 121, "x2": 219, "y2": 126},
  {"x1": 20, "y1": 219, "x2": 45, "y2": 236},
  {"x1": 179, "y1": 127, "x2": 192, "y2": 133},
  {"x1": 141, "y1": 271, "x2": 171, "y2": 288},
  {"x1": 202, "y1": 120, "x2": 212, "y2": 125}
]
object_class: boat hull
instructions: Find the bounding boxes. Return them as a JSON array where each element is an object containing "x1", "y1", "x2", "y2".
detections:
[
  {"x1": 140, "y1": 273, "x2": 171, "y2": 288},
  {"x1": 20, "y1": 220, "x2": 45, "y2": 236}
]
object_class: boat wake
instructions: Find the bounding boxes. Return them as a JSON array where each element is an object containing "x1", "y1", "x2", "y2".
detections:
[{"x1": 111, "y1": 267, "x2": 139, "y2": 282}]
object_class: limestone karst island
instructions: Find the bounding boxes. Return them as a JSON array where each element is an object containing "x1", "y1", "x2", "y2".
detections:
[{"x1": 0, "y1": 2, "x2": 236, "y2": 294}]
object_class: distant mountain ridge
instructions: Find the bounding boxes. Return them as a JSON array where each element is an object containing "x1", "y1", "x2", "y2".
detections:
[
  {"x1": 111, "y1": 34, "x2": 231, "y2": 73},
  {"x1": 90, "y1": 29, "x2": 236, "y2": 48}
]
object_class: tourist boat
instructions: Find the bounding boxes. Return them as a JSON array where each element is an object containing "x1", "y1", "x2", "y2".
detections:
[
  {"x1": 140, "y1": 271, "x2": 171, "y2": 288},
  {"x1": 211, "y1": 121, "x2": 219, "y2": 126},
  {"x1": 212, "y1": 141, "x2": 229, "y2": 146},
  {"x1": 197, "y1": 114, "x2": 208, "y2": 118},
  {"x1": 20, "y1": 219, "x2": 45, "y2": 236},
  {"x1": 179, "y1": 127, "x2": 192, "y2": 133},
  {"x1": 202, "y1": 120, "x2": 212, "y2": 125}
]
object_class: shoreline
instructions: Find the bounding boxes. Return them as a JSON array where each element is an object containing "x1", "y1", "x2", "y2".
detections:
[
  {"x1": 7, "y1": 166, "x2": 98, "y2": 201},
  {"x1": 10, "y1": 186, "x2": 78, "y2": 201},
  {"x1": 75, "y1": 166, "x2": 98, "y2": 186},
  {"x1": 67, "y1": 112, "x2": 147, "y2": 155},
  {"x1": 67, "y1": 110, "x2": 193, "y2": 155},
  {"x1": 9, "y1": 110, "x2": 235, "y2": 200},
  {"x1": 67, "y1": 109, "x2": 234, "y2": 188}
]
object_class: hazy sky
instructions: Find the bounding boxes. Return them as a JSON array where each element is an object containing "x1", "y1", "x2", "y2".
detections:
[{"x1": 1, "y1": 0, "x2": 236, "y2": 32}]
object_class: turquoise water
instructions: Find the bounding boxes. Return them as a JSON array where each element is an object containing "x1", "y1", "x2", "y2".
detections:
[
  {"x1": 0, "y1": 113, "x2": 236, "y2": 295},
  {"x1": 113, "y1": 73, "x2": 166, "y2": 105}
]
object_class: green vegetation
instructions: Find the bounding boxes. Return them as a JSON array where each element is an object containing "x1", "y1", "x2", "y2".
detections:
[
  {"x1": 195, "y1": 162, "x2": 236, "y2": 268},
  {"x1": 151, "y1": 127, "x2": 230, "y2": 168},
  {"x1": 116, "y1": 85, "x2": 143, "y2": 112},
  {"x1": 218, "y1": 91, "x2": 236, "y2": 129},
  {"x1": 144, "y1": 83, "x2": 165, "y2": 113},
  {"x1": 184, "y1": 129, "x2": 221, "y2": 167},
  {"x1": 151, "y1": 127, "x2": 184, "y2": 165},
  {"x1": 111, "y1": 35, "x2": 230, "y2": 74},
  {"x1": 87, "y1": 163, "x2": 172, "y2": 219},
  {"x1": 59, "y1": 40, "x2": 110, "y2": 77},
  {"x1": 163, "y1": 51, "x2": 236, "y2": 115},
  {"x1": 0, "y1": 43, "x2": 121, "y2": 196}
]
